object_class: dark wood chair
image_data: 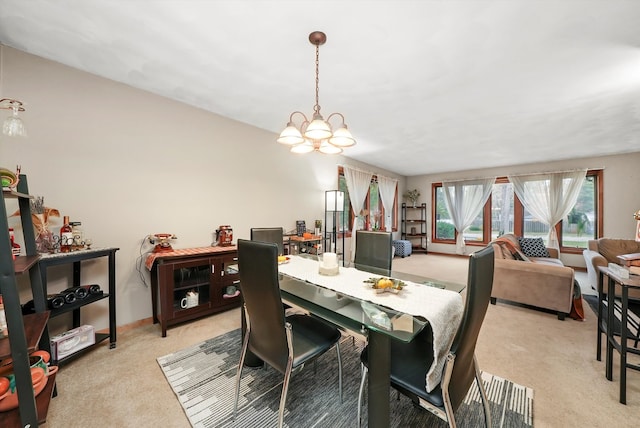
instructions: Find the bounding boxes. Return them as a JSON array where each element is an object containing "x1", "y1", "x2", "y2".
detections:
[
  {"x1": 357, "y1": 245, "x2": 495, "y2": 427},
  {"x1": 354, "y1": 230, "x2": 393, "y2": 274},
  {"x1": 250, "y1": 227, "x2": 285, "y2": 255},
  {"x1": 234, "y1": 239, "x2": 343, "y2": 428}
]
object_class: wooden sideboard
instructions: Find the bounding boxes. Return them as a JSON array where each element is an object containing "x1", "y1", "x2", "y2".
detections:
[{"x1": 146, "y1": 246, "x2": 240, "y2": 337}]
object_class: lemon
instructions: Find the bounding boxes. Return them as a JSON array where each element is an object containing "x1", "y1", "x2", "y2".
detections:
[{"x1": 377, "y1": 278, "x2": 393, "y2": 289}]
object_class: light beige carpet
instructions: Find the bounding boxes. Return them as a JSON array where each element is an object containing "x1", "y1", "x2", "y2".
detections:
[{"x1": 45, "y1": 253, "x2": 639, "y2": 427}]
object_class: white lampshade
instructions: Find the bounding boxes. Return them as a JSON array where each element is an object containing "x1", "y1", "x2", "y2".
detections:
[
  {"x1": 290, "y1": 141, "x2": 315, "y2": 154},
  {"x1": 277, "y1": 124, "x2": 304, "y2": 145},
  {"x1": 325, "y1": 190, "x2": 345, "y2": 212},
  {"x1": 3, "y1": 114, "x2": 26, "y2": 137},
  {"x1": 318, "y1": 141, "x2": 343, "y2": 154},
  {"x1": 304, "y1": 114, "x2": 332, "y2": 140},
  {"x1": 328, "y1": 125, "x2": 355, "y2": 147}
]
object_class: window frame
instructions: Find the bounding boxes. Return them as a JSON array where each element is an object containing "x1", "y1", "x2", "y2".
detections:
[
  {"x1": 431, "y1": 170, "x2": 603, "y2": 253},
  {"x1": 338, "y1": 167, "x2": 398, "y2": 233}
]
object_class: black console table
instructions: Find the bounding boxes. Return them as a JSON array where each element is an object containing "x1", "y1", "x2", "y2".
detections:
[{"x1": 38, "y1": 247, "x2": 118, "y2": 361}]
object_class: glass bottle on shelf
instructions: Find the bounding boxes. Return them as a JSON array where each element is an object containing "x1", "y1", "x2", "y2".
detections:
[
  {"x1": 60, "y1": 215, "x2": 73, "y2": 253},
  {"x1": 70, "y1": 221, "x2": 83, "y2": 250}
]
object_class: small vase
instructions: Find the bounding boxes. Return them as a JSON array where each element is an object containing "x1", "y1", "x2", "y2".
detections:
[
  {"x1": 35, "y1": 230, "x2": 55, "y2": 254},
  {"x1": 33, "y1": 214, "x2": 55, "y2": 253}
]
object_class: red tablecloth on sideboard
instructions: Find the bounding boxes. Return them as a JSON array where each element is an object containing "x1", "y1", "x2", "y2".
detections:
[{"x1": 145, "y1": 245, "x2": 238, "y2": 271}]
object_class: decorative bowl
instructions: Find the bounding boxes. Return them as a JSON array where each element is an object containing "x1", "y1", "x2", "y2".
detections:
[{"x1": 0, "y1": 168, "x2": 18, "y2": 189}]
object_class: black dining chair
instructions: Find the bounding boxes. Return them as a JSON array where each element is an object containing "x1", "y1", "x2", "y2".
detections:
[
  {"x1": 354, "y1": 230, "x2": 393, "y2": 273},
  {"x1": 250, "y1": 227, "x2": 285, "y2": 255},
  {"x1": 357, "y1": 245, "x2": 495, "y2": 428},
  {"x1": 234, "y1": 239, "x2": 343, "y2": 428},
  {"x1": 250, "y1": 226, "x2": 295, "y2": 313}
]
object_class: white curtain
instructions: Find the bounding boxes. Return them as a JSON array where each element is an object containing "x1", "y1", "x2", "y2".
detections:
[
  {"x1": 343, "y1": 165, "x2": 373, "y2": 263},
  {"x1": 442, "y1": 177, "x2": 495, "y2": 254},
  {"x1": 377, "y1": 175, "x2": 398, "y2": 232},
  {"x1": 509, "y1": 169, "x2": 587, "y2": 251}
]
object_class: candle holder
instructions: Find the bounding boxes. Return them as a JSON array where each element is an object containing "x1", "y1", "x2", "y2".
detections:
[{"x1": 318, "y1": 252, "x2": 339, "y2": 276}]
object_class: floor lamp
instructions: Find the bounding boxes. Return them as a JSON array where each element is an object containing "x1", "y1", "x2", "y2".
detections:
[{"x1": 324, "y1": 190, "x2": 345, "y2": 266}]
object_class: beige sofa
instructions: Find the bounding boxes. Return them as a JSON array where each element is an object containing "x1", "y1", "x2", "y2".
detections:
[
  {"x1": 490, "y1": 233, "x2": 575, "y2": 320},
  {"x1": 583, "y1": 238, "x2": 640, "y2": 300}
]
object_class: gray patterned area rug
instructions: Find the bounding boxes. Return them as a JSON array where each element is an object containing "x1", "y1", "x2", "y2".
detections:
[{"x1": 157, "y1": 329, "x2": 533, "y2": 427}]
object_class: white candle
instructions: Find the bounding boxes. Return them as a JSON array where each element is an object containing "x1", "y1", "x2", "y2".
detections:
[{"x1": 323, "y1": 252, "x2": 337, "y2": 268}]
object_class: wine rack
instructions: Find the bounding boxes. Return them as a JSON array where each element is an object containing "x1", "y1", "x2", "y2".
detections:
[{"x1": 38, "y1": 247, "x2": 118, "y2": 364}]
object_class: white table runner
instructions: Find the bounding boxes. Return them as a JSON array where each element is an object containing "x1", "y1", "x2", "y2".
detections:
[{"x1": 279, "y1": 256, "x2": 464, "y2": 392}]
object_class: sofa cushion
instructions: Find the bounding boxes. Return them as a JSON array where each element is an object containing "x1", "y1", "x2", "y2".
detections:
[
  {"x1": 518, "y1": 237, "x2": 551, "y2": 258},
  {"x1": 597, "y1": 238, "x2": 640, "y2": 264},
  {"x1": 530, "y1": 257, "x2": 564, "y2": 267}
]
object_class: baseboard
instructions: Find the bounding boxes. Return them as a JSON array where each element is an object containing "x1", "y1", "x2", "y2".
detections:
[
  {"x1": 95, "y1": 316, "x2": 154, "y2": 335},
  {"x1": 422, "y1": 251, "x2": 469, "y2": 258}
]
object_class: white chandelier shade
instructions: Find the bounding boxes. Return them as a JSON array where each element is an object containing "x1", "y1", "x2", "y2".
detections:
[{"x1": 1, "y1": 98, "x2": 27, "y2": 137}]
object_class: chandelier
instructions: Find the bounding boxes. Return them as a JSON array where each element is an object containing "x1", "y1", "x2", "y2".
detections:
[
  {"x1": 277, "y1": 31, "x2": 356, "y2": 154},
  {"x1": 1, "y1": 98, "x2": 27, "y2": 137}
]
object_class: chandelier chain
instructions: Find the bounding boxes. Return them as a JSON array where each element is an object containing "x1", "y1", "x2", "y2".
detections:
[{"x1": 314, "y1": 43, "x2": 321, "y2": 115}]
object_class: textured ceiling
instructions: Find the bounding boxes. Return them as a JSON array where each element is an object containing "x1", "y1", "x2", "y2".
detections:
[{"x1": 1, "y1": 0, "x2": 640, "y2": 176}]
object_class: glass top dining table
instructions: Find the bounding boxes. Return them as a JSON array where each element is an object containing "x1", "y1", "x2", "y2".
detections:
[
  {"x1": 279, "y1": 261, "x2": 465, "y2": 341},
  {"x1": 277, "y1": 255, "x2": 466, "y2": 428}
]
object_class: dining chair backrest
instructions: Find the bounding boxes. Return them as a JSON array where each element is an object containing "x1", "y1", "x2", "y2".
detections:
[
  {"x1": 250, "y1": 227, "x2": 285, "y2": 256},
  {"x1": 447, "y1": 245, "x2": 494, "y2": 409},
  {"x1": 237, "y1": 239, "x2": 289, "y2": 372},
  {"x1": 354, "y1": 230, "x2": 393, "y2": 272}
]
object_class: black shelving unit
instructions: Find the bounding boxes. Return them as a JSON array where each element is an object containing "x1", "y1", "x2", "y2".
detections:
[
  {"x1": 401, "y1": 202, "x2": 428, "y2": 253},
  {"x1": 37, "y1": 247, "x2": 118, "y2": 364},
  {"x1": 0, "y1": 174, "x2": 54, "y2": 427}
]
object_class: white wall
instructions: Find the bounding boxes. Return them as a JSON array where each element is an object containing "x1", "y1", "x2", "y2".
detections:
[
  {"x1": 406, "y1": 152, "x2": 640, "y2": 267},
  {"x1": 1, "y1": 46, "x2": 403, "y2": 332}
]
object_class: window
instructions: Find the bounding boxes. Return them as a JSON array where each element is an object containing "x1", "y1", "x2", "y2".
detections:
[
  {"x1": 338, "y1": 168, "x2": 398, "y2": 232},
  {"x1": 433, "y1": 185, "x2": 455, "y2": 241},
  {"x1": 522, "y1": 205, "x2": 550, "y2": 239},
  {"x1": 491, "y1": 180, "x2": 514, "y2": 239},
  {"x1": 432, "y1": 170, "x2": 602, "y2": 253},
  {"x1": 432, "y1": 180, "x2": 493, "y2": 243},
  {"x1": 560, "y1": 173, "x2": 598, "y2": 249}
]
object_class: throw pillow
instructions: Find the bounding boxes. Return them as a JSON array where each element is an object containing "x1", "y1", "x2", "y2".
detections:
[{"x1": 518, "y1": 237, "x2": 550, "y2": 258}]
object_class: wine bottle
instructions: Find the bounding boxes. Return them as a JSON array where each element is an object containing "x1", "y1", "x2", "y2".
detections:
[
  {"x1": 22, "y1": 294, "x2": 66, "y2": 313},
  {"x1": 61, "y1": 290, "x2": 76, "y2": 304},
  {"x1": 60, "y1": 215, "x2": 73, "y2": 253},
  {"x1": 49, "y1": 294, "x2": 66, "y2": 309},
  {"x1": 31, "y1": 295, "x2": 65, "y2": 310},
  {"x1": 64, "y1": 286, "x2": 88, "y2": 299},
  {"x1": 82, "y1": 284, "x2": 102, "y2": 295}
]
